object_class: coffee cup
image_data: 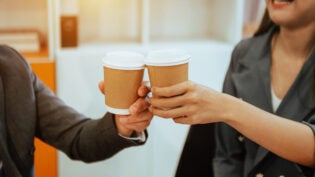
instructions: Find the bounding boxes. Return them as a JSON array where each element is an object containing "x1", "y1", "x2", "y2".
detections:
[
  {"x1": 102, "y1": 51, "x2": 145, "y2": 115},
  {"x1": 145, "y1": 49, "x2": 190, "y2": 96}
]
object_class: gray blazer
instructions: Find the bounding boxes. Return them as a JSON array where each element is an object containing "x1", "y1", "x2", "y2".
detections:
[
  {"x1": 214, "y1": 27, "x2": 315, "y2": 177},
  {"x1": 0, "y1": 45, "x2": 142, "y2": 177}
]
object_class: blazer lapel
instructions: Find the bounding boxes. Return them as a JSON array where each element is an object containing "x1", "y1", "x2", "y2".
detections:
[
  {"x1": 231, "y1": 41, "x2": 273, "y2": 113},
  {"x1": 253, "y1": 52, "x2": 315, "y2": 168},
  {"x1": 231, "y1": 48, "x2": 274, "y2": 176},
  {"x1": 229, "y1": 24, "x2": 315, "y2": 174},
  {"x1": 252, "y1": 53, "x2": 273, "y2": 167},
  {"x1": 276, "y1": 52, "x2": 315, "y2": 119}
]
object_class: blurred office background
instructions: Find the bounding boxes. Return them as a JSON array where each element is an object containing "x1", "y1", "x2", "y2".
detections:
[{"x1": 0, "y1": 0, "x2": 265, "y2": 177}]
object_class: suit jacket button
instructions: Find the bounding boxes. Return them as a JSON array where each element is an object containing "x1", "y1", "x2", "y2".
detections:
[
  {"x1": 238, "y1": 135, "x2": 244, "y2": 142},
  {"x1": 256, "y1": 173, "x2": 264, "y2": 177}
]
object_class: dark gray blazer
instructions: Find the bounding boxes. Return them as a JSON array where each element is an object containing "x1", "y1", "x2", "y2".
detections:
[
  {"x1": 0, "y1": 45, "x2": 142, "y2": 177},
  {"x1": 214, "y1": 27, "x2": 315, "y2": 177}
]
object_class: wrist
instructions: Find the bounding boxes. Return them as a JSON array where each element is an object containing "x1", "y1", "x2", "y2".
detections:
[
  {"x1": 220, "y1": 93, "x2": 241, "y2": 124},
  {"x1": 114, "y1": 115, "x2": 133, "y2": 137}
]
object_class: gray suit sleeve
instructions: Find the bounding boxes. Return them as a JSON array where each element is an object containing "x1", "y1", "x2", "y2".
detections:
[
  {"x1": 213, "y1": 41, "x2": 247, "y2": 177},
  {"x1": 32, "y1": 71, "x2": 141, "y2": 163}
]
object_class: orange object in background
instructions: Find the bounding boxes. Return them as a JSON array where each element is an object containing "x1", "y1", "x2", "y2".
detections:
[{"x1": 30, "y1": 62, "x2": 58, "y2": 177}]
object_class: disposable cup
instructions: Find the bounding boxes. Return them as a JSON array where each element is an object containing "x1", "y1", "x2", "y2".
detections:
[
  {"x1": 145, "y1": 49, "x2": 190, "y2": 97},
  {"x1": 103, "y1": 51, "x2": 145, "y2": 115}
]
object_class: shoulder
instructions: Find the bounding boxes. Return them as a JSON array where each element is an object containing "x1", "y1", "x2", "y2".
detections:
[
  {"x1": 229, "y1": 31, "x2": 273, "y2": 71},
  {"x1": 0, "y1": 45, "x2": 29, "y2": 65},
  {"x1": 232, "y1": 34, "x2": 269, "y2": 61},
  {"x1": 0, "y1": 45, "x2": 32, "y2": 74},
  {"x1": 231, "y1": 37, "x2": 253, "y2": 60}
]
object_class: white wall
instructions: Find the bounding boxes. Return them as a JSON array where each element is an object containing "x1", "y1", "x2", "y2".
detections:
[
  {"x1": 56, "y1": 41, "x2": 232, "y2": 177},
  {"x1": 0, "y1": 0, "x2": 48, "y2": 44}
]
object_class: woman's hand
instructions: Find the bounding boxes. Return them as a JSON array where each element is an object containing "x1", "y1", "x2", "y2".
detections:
[
  {"x1": 148, "y1": 81, "x2": 229, "y2": 125},
  {"x1": 99, "y1": 81, "x2": 153, "y2": 137}
]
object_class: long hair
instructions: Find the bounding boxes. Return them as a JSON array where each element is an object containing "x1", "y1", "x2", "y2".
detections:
[{"x1": 254, "y1": 9, "x2": 276, "y2": 36}]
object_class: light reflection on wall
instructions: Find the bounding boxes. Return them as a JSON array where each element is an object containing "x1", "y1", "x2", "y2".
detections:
[{"x1": 77, "y1": 0, "x2": 141, "y2": 43}]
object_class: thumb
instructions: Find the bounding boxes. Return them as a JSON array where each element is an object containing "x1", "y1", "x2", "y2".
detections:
[{"x1": 98, "y1": 81, "x2": 105, "y2": 95}]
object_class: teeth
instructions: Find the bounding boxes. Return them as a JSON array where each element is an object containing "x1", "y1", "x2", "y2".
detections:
[{"x1": 273, "y1": 0, "x2": 293, "y2": 3}]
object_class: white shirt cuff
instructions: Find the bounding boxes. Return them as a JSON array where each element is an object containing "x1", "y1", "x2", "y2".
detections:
[{"x1": 119, "y1": 131, "x2": 146, "y2": 143}]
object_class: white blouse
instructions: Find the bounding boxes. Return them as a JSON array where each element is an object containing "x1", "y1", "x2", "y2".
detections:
[{"x1": 271, "y1": 86, "x2": 282, "y2": 112}]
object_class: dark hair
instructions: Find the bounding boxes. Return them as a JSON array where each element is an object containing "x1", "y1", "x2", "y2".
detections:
[{"x1": 254, "y1": 9, "x2": 276, "y2": 36}]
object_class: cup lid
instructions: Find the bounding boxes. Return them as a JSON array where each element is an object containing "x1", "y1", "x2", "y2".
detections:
[
  {"x1": 103, "y1": 51, "x2": 145, "y2": 70},
  {"x1": 145, "y1": 49, "x2": 191, "y2": 66}
]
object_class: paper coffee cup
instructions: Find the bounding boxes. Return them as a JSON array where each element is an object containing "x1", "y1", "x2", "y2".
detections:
[
  {"x1": 145, "y1": 49, "x2": 190, "y2": 95},
  {"x1": 103, "y1": 51, "x2": 145, "y2": 115}
]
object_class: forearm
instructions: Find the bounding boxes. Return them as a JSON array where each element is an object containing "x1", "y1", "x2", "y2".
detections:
[
  {"x1": 223, "y1": 94, "x2": 315, "y2": 167},
  {"x1": 35, "y1": 82, "x2": 138, "y2": 162}
]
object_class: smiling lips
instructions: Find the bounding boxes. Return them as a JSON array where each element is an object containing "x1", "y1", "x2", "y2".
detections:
[{"x1": 272, "y1": 0, "x2": 293, "y2": 8}]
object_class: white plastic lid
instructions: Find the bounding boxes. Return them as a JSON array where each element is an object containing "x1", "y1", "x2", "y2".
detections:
[
  {"x1": 102, "y1": 51, "x2": 145, "y2": 70},
  {"x1": 145, "y1": 49, "x2": 191, "y2": 66}
]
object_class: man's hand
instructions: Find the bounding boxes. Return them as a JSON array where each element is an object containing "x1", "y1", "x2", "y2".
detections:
[{"x1": 99, "y1": 81, "x2": 153, "y2": 137}]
